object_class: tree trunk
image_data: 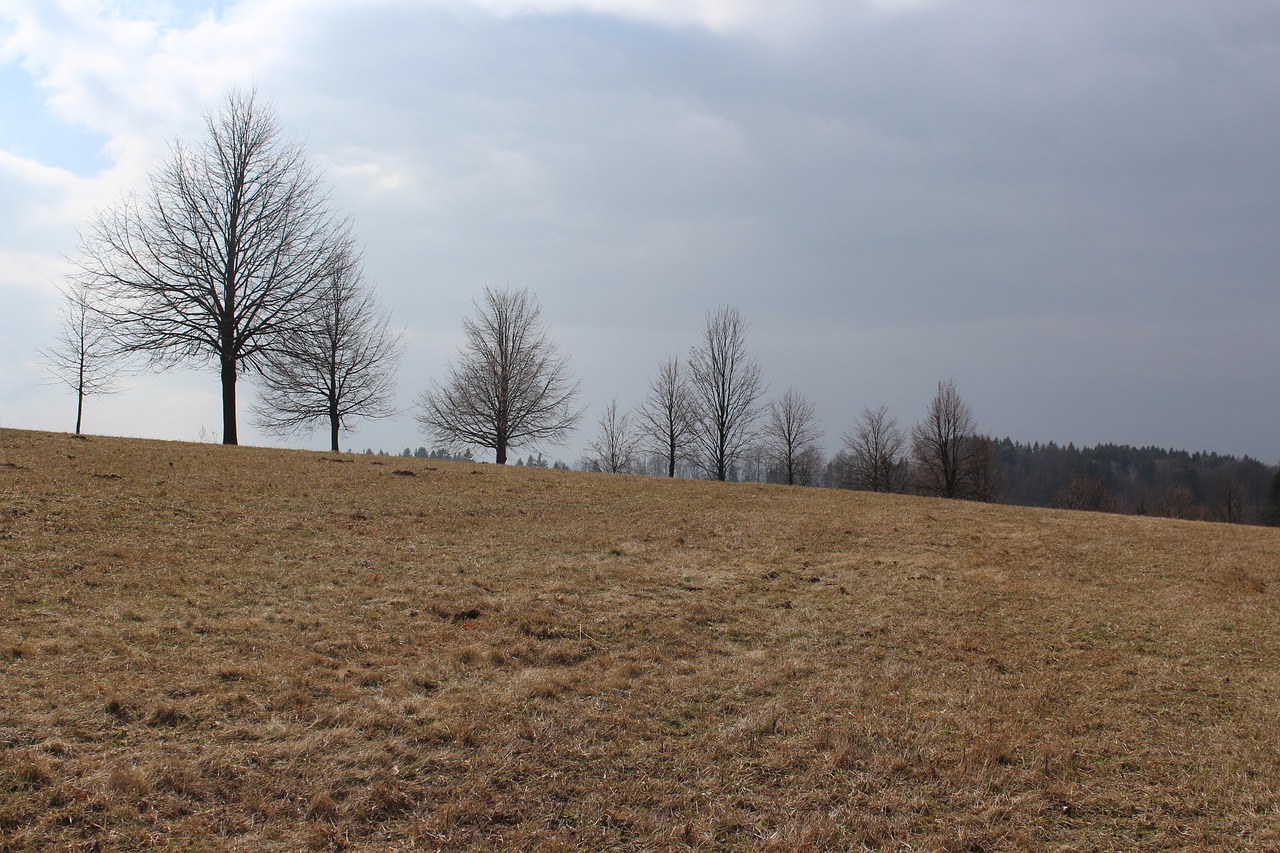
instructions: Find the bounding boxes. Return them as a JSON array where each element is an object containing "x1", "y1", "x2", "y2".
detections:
[
  {"x1": 496, "y1": 439, "x2": 507, "y2": 465},
  {"x1": 330, "y1": 398, "x2": 341, "y2": 452},
  {"x1": 75, "y1": 355, "x2": 85, "y2": 434},
  {"x1": 221, "y1": 356, "x2": 238, "y2": 445}
]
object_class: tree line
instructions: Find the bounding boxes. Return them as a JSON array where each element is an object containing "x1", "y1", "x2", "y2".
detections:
[
  {"x1": 994, "y1": 440, "x2": 1280, "y2": 524},
  {"x1": 42, "y1": 88, "x2": 1280, "y2": 525}
]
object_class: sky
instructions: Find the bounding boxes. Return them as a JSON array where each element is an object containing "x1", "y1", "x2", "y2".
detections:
[{"x1": 3, "y1": 0, "x2": 1279, "y2": 464}]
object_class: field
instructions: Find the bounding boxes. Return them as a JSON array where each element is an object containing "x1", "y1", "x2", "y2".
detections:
[{"x1": 1, "y1": 428, "x2": 1278, "y2": 851}]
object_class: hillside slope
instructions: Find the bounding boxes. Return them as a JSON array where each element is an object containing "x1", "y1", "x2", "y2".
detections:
[{"x1": 2, "y1": 428, "x2": 1278, "y2": 851}]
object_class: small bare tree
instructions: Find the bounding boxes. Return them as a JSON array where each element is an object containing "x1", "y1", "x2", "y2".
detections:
[
  {"x1": 586, "y1": 398, "x2": 638, "y2": 474},
  {"x1": 74, "y1": 87, "x2": 348, "y2": 444},
  {"x1": 416, "y1": 287, "x2": 582, "y2": 464},
  {"x1": 252, "y1": 248, "x2": 403, "y2": 452},
  {"x1": 687, "y1": 305, "x2": 766, "y2": 481},
  {"x1": 1152, "y1": 484, "x2": 1200, "y2": 520},
  {"x1": 38, "y1": 281, "x2": 118, "y2": 434},
  {"x1": 762, "y1": 388, "x2": 823, "y2": 486},
  {"x1": 1050, "y1": 474, "x2": 1121, "y2": 513},
  {"x1": 635, "y1": 356, "x2": 694, "y2": 478},
  {"x1": 837, "y1": 404, "x2": 908, "y2": 493},
  {"x1": 1215, "y1": 476, "x2": 1247, "y2": 524},
  {"x1": 910, "y1": 380, "x2": 1000, "y2": 501}
]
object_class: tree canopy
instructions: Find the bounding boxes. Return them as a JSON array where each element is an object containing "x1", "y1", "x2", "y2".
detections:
[{"x1": 415, "y1": 287, "x2": 582, "y2": 464}]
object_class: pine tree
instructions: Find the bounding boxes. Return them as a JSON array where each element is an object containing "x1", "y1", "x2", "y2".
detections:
[{"x1": 1261, "y1": 471, "x2": 1280, "y2": 526}]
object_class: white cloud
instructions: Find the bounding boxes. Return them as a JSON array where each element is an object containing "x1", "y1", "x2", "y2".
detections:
[{"x1": 466, "y1": 0, "x2": 943, "y2": 39}]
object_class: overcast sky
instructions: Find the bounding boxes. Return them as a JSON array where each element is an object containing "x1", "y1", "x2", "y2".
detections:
[{"x1": 3, "y1": 0, "x2": 1279, "y2": 464}]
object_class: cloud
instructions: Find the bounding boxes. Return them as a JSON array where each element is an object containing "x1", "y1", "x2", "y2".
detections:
[
  {"x1": 2, "y1": 0, "x2": 1280, "y2": 460},
  {"x1": 466, "y1": 0, "x2": 946, "y2": 41}
]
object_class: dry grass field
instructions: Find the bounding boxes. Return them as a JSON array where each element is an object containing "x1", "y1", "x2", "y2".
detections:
[{"x1": 1, "y1": 428, "x2": 1278, "y2": 851}]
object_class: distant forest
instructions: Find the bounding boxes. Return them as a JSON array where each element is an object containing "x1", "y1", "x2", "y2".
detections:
[
  {"x1": 991, "y1": 440, "x2": 1277, "y2": 523},
  {"x1": 382, "y1": 440, "x2": 1280, "y2": 527}
]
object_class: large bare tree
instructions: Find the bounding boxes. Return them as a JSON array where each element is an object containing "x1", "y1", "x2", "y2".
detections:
[
  {"x1": 687, "y1": 305, "x2": 765, "y2": 481},
  {"x1": 763, "y1": 388, "x2": 823, "y2": 486},
  {"x1": 252, "y1": 248, "x2": 402, "y2": 452},
  {"x1": 416, "y1": 287, "x2": 582, "y2": 464},
  {"x1": 837, "y1": 404, "x2": 908, "y2": 493},
  {"x1": 585, "y1": 398, "x2": 638, "y2": 474},
  {"x1": 74, "y1": 87, "x2": 347, "y2": 444},
  {"x1": 38, "y1": 281, "x2": 118, "y2": 435},
  {"x1": 634, "y1": 356, "x2": 694, "y2": 478},
  {"x1": 910, "y1": 379, "x2": 1001, "y2": 501}
]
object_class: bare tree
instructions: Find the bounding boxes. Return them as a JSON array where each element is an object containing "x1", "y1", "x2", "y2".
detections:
[
  {"x1": 416, "y1": 286, "x2": 582, "y2": 464},
  {"x1": 762, "y1": 388, "x2": 823, "y2": 486},
  {"x1": 635, "y1": 356, "x2": 694, "y2": 478},
  {"x1": 837, "y1": 404, "x2": 908, "y2": 493},
  {"x1": 1215, "y1": 475, "x2": 1247, "y2": 524},
  {"x1": 74, "y1": 87, "x2": 348, "y2": 444},
  {"x1": 252, "y1": 247, "x2": 402, "y2": 452},
  {"x1": 585, "y1": 398, "x2": 638, "y2": 474},
  {"x1": 1152, "y1": 484, "x2": 1201, "y2": 520},
  {"x1": 1050, "y1": 473, "x2": 1121, "y2": 513},
  {"x1": 910, "y1": 379, "x2": 1000, "y2": 501},
  {"x1": 687, "y1": 305, "x2": 766, "y2": 481},
  {"x1": 38, "y1": 281, "x2": 118, "y2": 434}
]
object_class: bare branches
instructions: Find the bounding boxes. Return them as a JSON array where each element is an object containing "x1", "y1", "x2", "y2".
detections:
[
  {"x1": 1050, "y1": 474, "x2": 1121, "y2": 513},
  {"x1": 687, "y1": 305, "x2": 765, "y2": 481},
  {"x1": 585, "y1": 398, "x2": 638, "y2": 474},
  {"x1": 252, "y1": 247, "x2": 403, "y2": 452},
  {"x1": 416, "y1": 287, "x2": 583, "y2": 464},
  {"x1": 837, "y1": 404, "x2": 908, "y2": 493},
  {"x1": 763, "y1": 388, "x2": 823, "y2": 486},
  {"x1": 37, "y1": 281, "x2": 119, "y2": 434},
  {"x1": 635, "y1": 356, "x2": 695, "y2": 478},
  {"x1": 910, "y1": 380, "x2": 1001, "y2": 501},
  {"x1": 74, "y1": 87, "x2": 348, "y2": 443}
]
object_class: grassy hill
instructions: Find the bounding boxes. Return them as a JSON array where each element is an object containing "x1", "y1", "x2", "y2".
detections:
[{"x1": 1, "y1": 428, "x2": 1277, "y2": 851}]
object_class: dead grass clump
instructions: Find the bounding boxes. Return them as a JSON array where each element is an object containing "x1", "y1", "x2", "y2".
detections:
[
  {"x1": 410, "y1": 673, "x2": 441, "y2": 694},
  {"x1": 148, "y1": 759, "x2": 204, "y2": 799},
  {"x1": 348, "y1": 778, "x2": 419, "y2": 821},
  {"x1": 302, "y1": 823, "x2": 348, "y2": 851},
  {"x1": 103, "y1": 697, "x2": 131, "y2": 721},
  {"x1": 215, "y1": 664, "x2": 249, "y2": 681},
  {"x1": 516, "y1": 668, "x2": 570, "y2": 700},
  {"x1": 106, "y1": 762, "x2": 151, "y2": 797},
  {"x1": 146, "y1": 704, "x2": 190, "y2": 727},
  {"x1": 449, "y1": 645, "x2": 483, "y2": 668},
  {"x1": 5, "y1": 754, "x2": 53, "y2": 791},
  {"x1": 0, "y1": 803, "x2": 25, "y2": 834},
  {"x1": 38, "y1": 738, "x2": 71, "y2": 757},
  {"x1": 516, "y1": 608, "x2": 572, "y2": 640}
]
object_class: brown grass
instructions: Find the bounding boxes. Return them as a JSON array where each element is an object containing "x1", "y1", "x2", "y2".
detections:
[{"x1": 1, "y1": 427, "x2": 1278, "y2": 851}]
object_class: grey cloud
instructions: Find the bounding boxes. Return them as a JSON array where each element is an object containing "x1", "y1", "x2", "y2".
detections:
[{"x1": 5, "y1": 0, "x2": 1279, "y2": 460}]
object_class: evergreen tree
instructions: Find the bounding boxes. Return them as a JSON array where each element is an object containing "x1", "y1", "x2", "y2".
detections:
[{"x1": 1262, "y1": 471, "x2": 1280, "y2": 526}]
